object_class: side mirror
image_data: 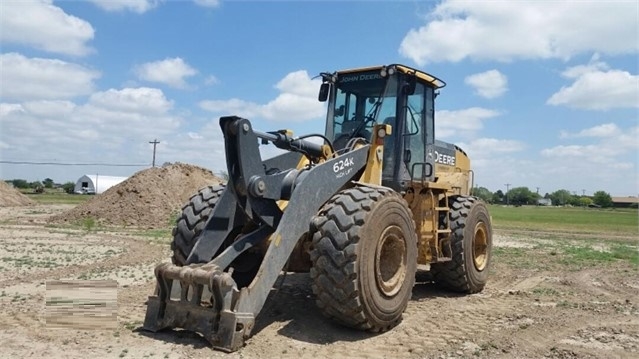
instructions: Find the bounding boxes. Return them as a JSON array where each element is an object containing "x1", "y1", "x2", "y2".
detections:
[
  {"x1": 318, "y1": 83, "x2": 329, "y2": 102},
  {"x1": 402, "y1": 77, "x2": 416, "y2": 95}
]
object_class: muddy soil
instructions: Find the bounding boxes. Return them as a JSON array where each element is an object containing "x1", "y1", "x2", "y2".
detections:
[{"x1": 0, "y1": 205, "x2": 637, "y2": 359}]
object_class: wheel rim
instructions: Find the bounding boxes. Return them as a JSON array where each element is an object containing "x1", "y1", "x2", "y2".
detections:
[
  {"x1": 473, "y1": 221, "x2": 489, "y2": 271},
  {"x1": 375, "y1": 225, "x2": 406, "y2": 297}
]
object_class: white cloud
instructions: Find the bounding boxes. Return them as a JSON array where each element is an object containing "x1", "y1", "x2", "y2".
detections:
[
  {"x1": 199, "y1": 98, "x2": 261, "y2": 119},
  {"x1": 547, "y1": 61, "x2": 638, "y2": 110},
  {"x1": 204, "y1": 75, "x2": 219, "y2": 86},
  {"x1": 541, "y1": 143, "x2": 625, "y2": 164},
  {"x1": 536, "y1": 124, "x2": 638, "y2": 194},
  {"x1": 0, "y1": 0, "x2": 94, "y2": 56},
  {"x1": 0, "y1": 103, "x2": 25, "y2": 117},
  {"x1": 86, "y1": 87, "x2": 174, "y2": 115},
  {"x1": 89, "y1": 0, "x2": 160, "y2": 14},
  {"x1": 464, "y1": 70, "x2": 508, "y2": 99},
  {"x1": 200, "y1": 70, "x2": 325, "y2": 122},
  {"x1": 457, "y1": 138, "x2": 525, "y2": 155},
  {"x1": 0, "y1": 87, "x2": 181, "y2": 169},
  {"x1": 560, "y1": 54, "x2": 609, "y2": 78},
  {"x1": 193, "y1": 0, "x2": 220, "y2": 8},
  {"x1": 435, "y1": 107, "x2": 501, "y2": 139},
  {"x1": 134, "y1": 57, "x2": 198, "y2": 89},
  {"x1": 560, "y1": 123, "x2": 620, "y2": 139},
  {"x1": 399, "y1": 0, "x2": 638, "y2": 64},
  {"x1": 0, "y1": 53, "x2": 101, "y2": 101},
  {"x1": 21, "y1": 100, "x2": 77, "y2": 117}
]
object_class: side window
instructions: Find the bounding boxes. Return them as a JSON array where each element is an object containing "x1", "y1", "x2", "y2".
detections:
[
  {"x1": 406, "y1": 83, "x2": 426, "y2": 180},
  {"x1": 333, "y1": 92, "x2": 356, "y2": 140},
  {"x1": 333, "y1": 91, "x2": 347, "y2": 134}
]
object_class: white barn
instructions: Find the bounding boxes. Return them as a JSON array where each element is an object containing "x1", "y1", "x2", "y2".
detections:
[{"x1": 74, "y1": 174, "x2": 127, "y2": 194}]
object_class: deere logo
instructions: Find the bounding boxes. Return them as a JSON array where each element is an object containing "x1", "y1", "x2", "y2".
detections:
[{"x1": 434, "y1": 151, "x2": 455, "y2": 166}]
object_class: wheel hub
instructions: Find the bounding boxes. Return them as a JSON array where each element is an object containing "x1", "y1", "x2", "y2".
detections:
[
  {"x1": 375, "y1": 226, "x2": 407, "y2": 297},
  {"x1": 473, "y1": 221, "x2": 488, "y2": 271}
]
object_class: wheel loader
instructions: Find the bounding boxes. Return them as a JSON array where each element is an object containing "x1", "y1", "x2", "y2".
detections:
[{"x1": 143, "y1": 64, "x2": 493, "y2": 352}]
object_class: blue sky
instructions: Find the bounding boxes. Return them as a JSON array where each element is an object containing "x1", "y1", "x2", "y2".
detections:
[{"x1": 1, "y1": 0, "x2": 637, "y2": 196}]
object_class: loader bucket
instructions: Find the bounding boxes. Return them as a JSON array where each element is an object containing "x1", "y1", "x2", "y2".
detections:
[{"x1": 143, "y1": 262, "x2": 255, "y2": 352}]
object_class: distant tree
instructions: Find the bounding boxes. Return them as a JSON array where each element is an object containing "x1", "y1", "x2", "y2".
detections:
[
  {"x1": 9, "y1": 179, "x2": 29, "y2": 188},
  {"x1": 492, "y1": 189, "x2": 504, "y2": 204},
  {"x1": 567, "y1": 195, "x2": 582, "y2": 207},
  {"x1": 550, "y1": 189, "x2": 572, "y2": 206},
  {"x1": 471, "y1": 186, "x2": 493, "y2": 203},
  {"x1": 531, "y1": 192, "x2": 541, "y2": 202},
  {"x1": 508, "y1": 187, "x2": 535, "y2": 205},
  {"x1": 30, "y1": 181, "x2": 43, "y2": 189},
  {"x1": 592, "y1": 191, "x2": 613, "y2": 208},
  {"x1": 61, "y1": 182, "x2": 75, "y2": 194},
  {"x1": 43, "y1": 178, "x2": 54, "y2": 188},
  {"x1": 579, "y1": 197, "x2": 593, "y2": 207}
]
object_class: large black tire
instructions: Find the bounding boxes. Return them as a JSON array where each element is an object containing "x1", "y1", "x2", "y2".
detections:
[
  {"x1": 309, "y1": 186, "x2": 417, "y2": 332},
  {"x1": 432, "y1": 196, "x2": 492, "y2": 293},
  {"x1": 171, "y1": 184, "x2": 225, "y2": 265}
]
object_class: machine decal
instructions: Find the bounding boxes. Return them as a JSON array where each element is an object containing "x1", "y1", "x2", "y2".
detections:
[
  {"x1": 434, "y1": 151, "x2": 456, "y2": 166},
  {"x1": 340, "y1": 73, "x2": 383, "y2": 83}
]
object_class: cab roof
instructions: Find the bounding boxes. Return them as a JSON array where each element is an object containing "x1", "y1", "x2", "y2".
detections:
[{"x1": 336, "y1": 64, "x2": 446, "y2": 89}]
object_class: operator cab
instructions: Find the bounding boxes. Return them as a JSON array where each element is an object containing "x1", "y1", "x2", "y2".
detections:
[{"x1": 318, "y1": 64, "x2": 446, "y2": 192}]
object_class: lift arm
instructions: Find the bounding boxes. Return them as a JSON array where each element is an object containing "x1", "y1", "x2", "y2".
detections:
[{"x1": 144, "y1": 116, "x2": 371, "y2": 351}]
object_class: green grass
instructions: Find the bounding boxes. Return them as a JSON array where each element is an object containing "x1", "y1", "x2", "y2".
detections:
[
  {"x1": 25, "y1": 192, "x2": 91, "y2": 205},
  {"x1": 489, "y1": 205, "x2": 638, "y2": 234},
  {"x1": 138, "y1": 228, "x2": 172, "y2": 244},
  {"x1": 559, "y1": 243, "x2": 638, "y2": 266}
]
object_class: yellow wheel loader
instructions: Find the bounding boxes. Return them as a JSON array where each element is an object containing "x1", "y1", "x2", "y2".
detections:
[{"x1": 143, "y1": 64, "x2": 493, "y2": 352}]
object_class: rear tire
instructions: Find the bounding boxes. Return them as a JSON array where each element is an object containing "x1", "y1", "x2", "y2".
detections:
[
  {"x1": 309, "y1": 186, "x2": 417, "y2": 332},
  {"x1": 171, "y1": 185, "x2": 225, "y2": 265},
  {"x1": 432, "y1": 196, "x2": 492, "y2": 293}
]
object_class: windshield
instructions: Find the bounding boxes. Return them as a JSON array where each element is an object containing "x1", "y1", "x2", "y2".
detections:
[{"x1": 327, "y1": 71, "x2": 398, "y2": 150}]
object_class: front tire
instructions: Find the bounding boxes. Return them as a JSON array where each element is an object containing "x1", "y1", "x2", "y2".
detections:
[
  {"x1": 171, "y1": 185, "x2": 225, "y2": 265},
  {"x1": 432, "y1": 196, "x2": 492, "y2": 293},
  {"x1": 309, "y1": 186, "x2": 417, "y2": 332},
  {"x1": 170, "y1": 184, "x2": 261, "y2": 287}
]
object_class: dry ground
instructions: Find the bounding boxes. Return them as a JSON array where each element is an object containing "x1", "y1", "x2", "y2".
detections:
[{"x1": 0, "y1": 205, "x2": 637, "y2": 359}]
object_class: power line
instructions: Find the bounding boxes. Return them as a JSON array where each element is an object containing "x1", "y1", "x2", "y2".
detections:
[{"x1": 0, "y1": 160, "x2": 147, "y2": 167}]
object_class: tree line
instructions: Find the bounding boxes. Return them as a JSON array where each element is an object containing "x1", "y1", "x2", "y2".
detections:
[
  {"x1": 471, "y1": 186, "x2": 615, "y2": 208},
  {"x1": 5, "y1": 178, "x2": 75, "y2": 194},
  {"x1": 1, "y1": 178, "x2": 618, "y2": 207}
]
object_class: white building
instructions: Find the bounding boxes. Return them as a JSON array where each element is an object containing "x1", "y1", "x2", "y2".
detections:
[
  {"x1": 537, "y1": 198, "x2": 553, "y2": 206},
  {"x1": 74, "y1": 174, "x2": 127, "y2": 194}
]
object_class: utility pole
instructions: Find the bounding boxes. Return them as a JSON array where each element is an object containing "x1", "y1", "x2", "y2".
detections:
[
  {"x1": 149, "y1": 139, "x2": 160, "y2": 167},
  {"x1": 582, "y1": 189, "x2": 586, "y2": 196},
  {"x1": 505, "y1": 183, "x2": 511, "y2": 206}
]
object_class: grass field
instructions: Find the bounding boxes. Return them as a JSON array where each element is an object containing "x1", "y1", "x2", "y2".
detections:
[
  {"x1": 489, "y1": 205, "x2": 638, "y2": 235},
  {"x1": 20, "y1": 192, "x2": 639, "y2": 235},
  {"x1": 23, "y1": 191, "x2": 92, "y2": 205}
]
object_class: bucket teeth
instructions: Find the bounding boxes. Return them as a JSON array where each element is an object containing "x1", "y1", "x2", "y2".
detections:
[{"x1": 142, "y1": 262, "x2": 253, "y2": 352}]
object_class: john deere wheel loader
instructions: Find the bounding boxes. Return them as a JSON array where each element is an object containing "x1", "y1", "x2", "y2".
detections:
[{"x1": 143, "y1": 64, "x2": 493, "y2": 352}]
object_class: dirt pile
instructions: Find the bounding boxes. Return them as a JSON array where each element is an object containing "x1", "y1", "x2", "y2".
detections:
[
  {"x1": 50, "y1": 163, "x2": 222, "y2": 228},
  {"x1": 0, "y1": 181, "x2": 35, "y2": 207}
]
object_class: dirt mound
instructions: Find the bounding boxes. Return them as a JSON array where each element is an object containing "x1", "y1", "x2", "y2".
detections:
[
  {"x1": 50, "y1": 163, "x2": 222, "y2": 228},
  {"x1": 0, "y1": 181, "x2": 35, "y2": 207}
]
